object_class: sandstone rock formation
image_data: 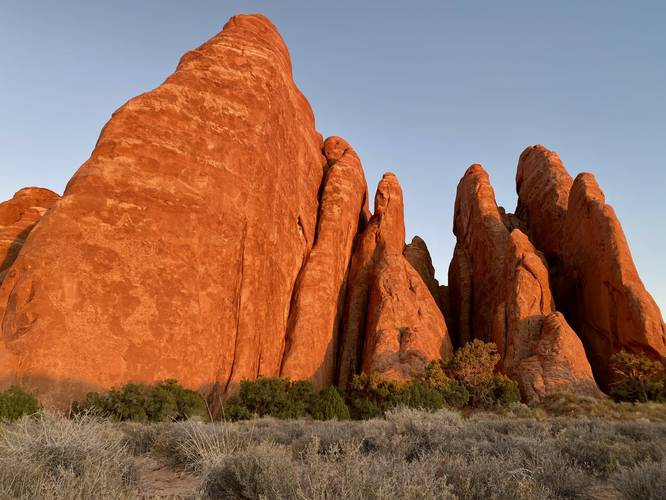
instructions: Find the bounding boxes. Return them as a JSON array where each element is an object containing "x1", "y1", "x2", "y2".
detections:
[
  {"x1": 0, "y1": 188, "x2": 60, "y2": 283},
  {"x1": 516, "y1": 146, "x2": 666, "y2": 386},
  {"x1": 280, "y1": 137, "x2": 369, "y2": 390},
  {"x1": 338, "y1": 173, "x2": 453, "y2": 385},
  {"x1": 1, "y1": 13, "x2": 662, "y2": 409},
  {"x1": 448, "y1": 164, "x2": 598, "y2": 400},
  {"x1": 0, "y1": 14, "x2": 328, "y2": 407},
  {"x1": 516, "y1": 312, "x2": 603, "y2": 401},
  {"x1": 404, "y1": 236, "x2": 442, "y2": 308}
]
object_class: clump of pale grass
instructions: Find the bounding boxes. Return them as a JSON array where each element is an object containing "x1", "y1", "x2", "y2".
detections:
[
  {"x1": 0, "y1": 412, "x2": 136, "y2": 499},
  {"x1": 2, "y1": 405, "x2": 665, "y2": 499}
]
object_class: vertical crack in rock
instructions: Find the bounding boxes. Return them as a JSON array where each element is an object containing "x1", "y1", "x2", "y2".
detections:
[{"x1": 222, "y1": 219, "x2": 247, "y2": 395}]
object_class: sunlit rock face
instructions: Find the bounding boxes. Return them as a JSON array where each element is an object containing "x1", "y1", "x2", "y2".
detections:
[
  {"x1": 516, "y1": 145, "x2": 666, "y2": 388},
  {"x1": 0, "y1": 14, "x2": 329, "y2": 408},
  {"x1": 280, "y1": 136, "x2": 369, "y2": 390},
  {"x1": 448, "y1": 164, "x2": 599, "y2": 401},
  {"x1": 0, "y1": 187, "x2": 60, "y2": 283},
  {"x1": 338, "y1": 173, "x2": 453, "y2": 386}
]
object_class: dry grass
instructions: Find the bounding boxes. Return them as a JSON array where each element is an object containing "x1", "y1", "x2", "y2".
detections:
[
  {"x1": 1, "y1": 402, "x2": 665, "y2": 499},
  {"x1": 0, "y1": 412, "x2": 136, "y2": 499},
  {"x1": 147, "y1": 407, "x2": 666, "y2": 499}
]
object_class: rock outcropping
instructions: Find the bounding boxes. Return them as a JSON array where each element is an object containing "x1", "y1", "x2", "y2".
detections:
[
  {"x1": 517, "y1": 146, "x2": 666, "y2": 386},
  {"x1": 404, "y1": 236, "x2": 442, "y2": 309},
  {"x1": 0, "y1": 14, "x2": 663, "y2": 408},
  {"x1": 0, "y1": 15, "x2": 329, "y2": 407},
  {"x1": 280, "y1": 137, "x2": 369, "y2": 390},
  {"x1": 0, "y1": 188, "x2": 60, "y2": 283},
  {"x1": 338, "y1": 174, "x2": 453, "y2": 386},
  {"x1": 448, "y1": 165, "x2": 599, "y2": 401},
  {"x1": 0, "y1": 14, "x2": 453, "y2": 408}
]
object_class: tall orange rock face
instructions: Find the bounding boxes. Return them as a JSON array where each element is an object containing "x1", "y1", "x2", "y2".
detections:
[
  {"x1": 280, "y1": 137, "x2": 369, "y2": 390},
  {"x1": 516, "y1": 146, "x2": 666, "y2": 386},
  {"x1": 337, "y1": 173, "x2": 452, "y2": 386},
  {"x1": 0, "y1": 14, "x2": 328, "y2": 407},
  {"x1": 448, "y1": 165, "x2": 598, "y2": 401},
  {"x1": 0, "y1": 188, "x2": 60, "y2": 283}
]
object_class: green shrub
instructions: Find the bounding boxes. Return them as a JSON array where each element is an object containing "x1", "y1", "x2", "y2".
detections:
[
  {"x1": 397, "y1": 380, "x2": 445, "y2": 411},
  {"x1": 222, "y1": 378, "x2": 353, "y2": 421},
  {"x1": 446, "y1": 339, "x2": 499, "y2": 386},
  {"x1": 420, "y1": 362, "x2": 469, "y2": 409},
  {"x1": 344, "y1": 373, "x2": 404, "y2": 419},
  {"x1": 310, "y1": 387, "x2": 350, "y2": 420},
  {"x1": 441, "y1": 340, "x2": 520, "y2": 408},
  {"x1": 609, "y1": 351, "x2": 665, "y2": 403},
  {"x1": 492, "y1": 373, "x2": 521, "y2": 406},
  {"x1": 72, "y1": 380, "x2": 205, "y2": 422},
  {"x1": 0, "y1": 386, "x2": 40, "y2": 421},
  {"x1": 234, "y1": 377, "x2": 316, "y2": 419},
  {"x1": 220, "y1": 395, "x2": 253, "y2": 421}
]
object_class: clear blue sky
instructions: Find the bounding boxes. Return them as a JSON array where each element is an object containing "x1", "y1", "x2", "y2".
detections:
[{"x1": 1, "y1": 1, "x2": 664, "y2": 312}]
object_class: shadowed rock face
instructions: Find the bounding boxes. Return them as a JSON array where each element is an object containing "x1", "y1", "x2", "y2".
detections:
[
  {"x1": 516, "y1": 312, "x2": 603, "y2": 401},
  {"x1": 516, "y1": 146, "x2": 666, "y2": 387},
  {"x1": 280, "y1": 137, "x2": 369, "y2": 390},
  {"x1": 338, "y1": 173, "x2": 453, "y2": 385},
  {"x1": 448, "y1": 165, "x2": 598, "y2": 401},
  {"x1": 404, "y1": 236, "x2": 442, "y2": 309},
  {"x1": 0, "y1": 14, "x2": 328, "y2": 407},
  {"x1": 0, "y1": 188, "x2": 60, "y2": 283}
]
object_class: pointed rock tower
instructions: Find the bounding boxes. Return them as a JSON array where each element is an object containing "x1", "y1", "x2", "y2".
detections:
[
  {"x1": 448, "y1": 164, "x2": 599, "y2": 401},
  {"x1": 516, "y1": 145, "x2": 666, "y2": 387},
  {"x1": 0, "y1": 14, "x2": 329, "y2": 407},
  {"x1": 338, "y1": 173, "x2": 453, "y2": 386}
]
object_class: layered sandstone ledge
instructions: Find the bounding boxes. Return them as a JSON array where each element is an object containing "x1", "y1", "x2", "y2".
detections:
[{"x1": 0, "y1": 14, "x2": 663, "y2": 408}]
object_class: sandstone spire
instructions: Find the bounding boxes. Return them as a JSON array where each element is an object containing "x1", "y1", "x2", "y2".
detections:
[
  {"x1": 516, "y1": 145, "x2": 666, "y2": 386},
  {"x1": 448, "y1": 164, "x2": 598, "y2": 401},
  {"x1": 404, "y1": 235, "x2": 442, "y2": 309},
  {"x1": 338, "y1": 173, "x2": 453, "y2": 385},
  {"x1": 280, "y1": 137, "x2": 369, "y2": 389}
]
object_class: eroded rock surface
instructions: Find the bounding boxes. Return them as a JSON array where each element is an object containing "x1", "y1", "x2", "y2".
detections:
[
  {"x1": 280, "y1": 137, "x2": 369, "y2": 389},
  {"x1": 338, "y1": 173, "x2": 452, "y2": 385},
  {"x1": 516, "y1": 312, "x2": 601, "y2": 401},
  {"x1": 516, "y1": 146, "x2": 666, "y2": 386},
  {"x1": 0, "y1": 14, "x2": 327, "y2": 407},
  {"x1": 404, "y1": 235, "x2": 442, "y2": 308},
  {"x1": 449, "y1": 164, "x2": 598, "y2": 400},
  {"x1": 0, "y1": 188, "x2": 60, "y2": 283}
]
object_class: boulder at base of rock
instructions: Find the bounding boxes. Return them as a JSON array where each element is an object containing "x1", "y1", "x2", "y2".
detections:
[
  {"x1": 338, "y1": 173, "x2": 453, "y2": 385},
  {"x1": 516, "y1": 312, "x2": 602, "y2": 401}
]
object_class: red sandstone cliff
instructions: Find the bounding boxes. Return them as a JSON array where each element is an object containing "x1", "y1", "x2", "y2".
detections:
[{"x1": 0, "y1": 14, "x2": 662, "y2": 409}]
